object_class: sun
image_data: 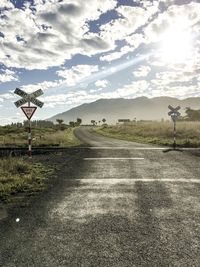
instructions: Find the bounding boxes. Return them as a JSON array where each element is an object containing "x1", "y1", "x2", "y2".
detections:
[{"x1": 160, "y1": 27, "x2": 192, "y2": 64}]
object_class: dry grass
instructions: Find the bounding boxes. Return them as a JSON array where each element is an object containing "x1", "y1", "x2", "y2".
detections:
[
  {"x1": 0, "y1": 127, "x2": 81, "y2": 147},
  {"x1": 0, "y1": 157, "x2": 53, "y2": 201},
  {"x1": 95, "y1": 121, "x2": 200, "y2": 147}
]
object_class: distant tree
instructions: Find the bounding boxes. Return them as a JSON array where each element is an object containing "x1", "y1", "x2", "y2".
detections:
[
  {"x1": 69, "y1": 121, "x2": 75, "y2": 127},
  {"x1": 98, "y1": 120, "x2": 101, "y2": 125},
  {"x1": 91, "y1": 120, "x2": 96, "y2": 126},
  {"x1": 102, "y1": 118, "x2": 106, "y2": 124},
  {"x1": 76, "y1": 118, "x2": 82, "y2": 126},
  {"x1": 56, "y1": 119, "x2": 66, "y2": 130},
  {"x1": 185, "y1": 107, "x2": 200, "y2": 121},
  {"x1": 56, "y1": 119, "x2": 64, "y2": 125}
]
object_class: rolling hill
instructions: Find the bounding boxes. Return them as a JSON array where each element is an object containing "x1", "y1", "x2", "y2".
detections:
[{"x1": 48, "y1": 96, "x2": 200, "y2": 124}]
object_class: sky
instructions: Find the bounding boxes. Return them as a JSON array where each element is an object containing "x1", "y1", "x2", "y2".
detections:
[{"x1": 0, "y1": 0, "x2": 200, "y2": 125}]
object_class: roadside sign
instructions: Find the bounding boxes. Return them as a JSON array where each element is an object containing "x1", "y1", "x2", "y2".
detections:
[
  {"x1": 15, "y1": 98, "x2": 28, "y2": 108},
  {"x1": 168, "y1": 105, "x2": 180, "y2": 112},
  {"x1": 30, "y1": 98, "x2": 44, "y2": 108},
  {"x1": 15, "y1": 88, "x2": 27, "y2": 98},
  {"x1": 14, "y1": 88, "x2": 44, "y2": 108},
  {"x1": 21, "y1": 106, "x2": 37, "y2": 120},
  {"x1": 168, "y1": 111, "x2": 181, "y2": 116},
  {"x1": 14, "y1": 87, "x2": 44, "y2": 158},
  {"x1": 168, "y1": 105, "x2": 181, "y2": 149}
]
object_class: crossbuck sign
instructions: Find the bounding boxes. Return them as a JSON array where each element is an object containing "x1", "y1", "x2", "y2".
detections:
[
  {"x1": 14, "y1": 88, "x2": 44, "y2": 108},
  {"x1": 168, "y1": 105, "x2": 181, "y2": 149},
  {"x1": 168, "y1": 105, "x2": 181, "y2": 120},
  {"x1": 14, "y1": 88, "x2": 44, "y2": 157}
]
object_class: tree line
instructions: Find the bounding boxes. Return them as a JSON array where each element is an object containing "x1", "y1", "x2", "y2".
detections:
[{"x1": 180, "y1": 107, "x2": 200, "y2": 121}]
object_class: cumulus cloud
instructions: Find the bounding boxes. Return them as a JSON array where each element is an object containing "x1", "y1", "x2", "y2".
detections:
[
  {"x1": 21, "y1": 80, "x2": 63, "y2": 93},
  {"x1": 57, "y1": 65, "x2": 99, "y2": 86},
  {"x1": 133, "y1": 66, "x2": 151, "y2": 77},
  {"x1": 95, "y1": 80, "x2": 109, "y2": 88},
  {"x1": 97, "y1": 3, "x2": 159, "y2": 62},
  {"x1": 100, "y1": 46, "x2": 135, "y2": 62},
  {"x1": 0, "y1": 69, "x2": 18, "y2": 83},
  {"x1": 0, "y1": 0, "x2": 117, "y2": 70},
  {"x1": 0, "y1": 92, "x2": 15, "y2": 101},
  {"x1": 144, "y1": 2, "x2": 200, "y2": 44},
  {"x1": 0, "y1": 0, "x2": 14, "y2": 8}
]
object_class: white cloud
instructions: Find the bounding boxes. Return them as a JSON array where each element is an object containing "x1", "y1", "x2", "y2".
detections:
[
  {"x1": 100, "y1": 5, "x2": 157, "y2": 46},
  {"x1": 0, "y1": 93, "x2": 15, "y2": 102},
  {"x1": 57, "y1": 65, "x2": 99, "y2": 86},
  {"x1": 100, "y1": 45, "x2": 135, "y2": 62},
  {"x1": 0, "y1": 0, "x2": 117, "y2": 70},
  {"x1": 144, "y1": 2, "x2": 200, "y2": 44},
  {"x1": 0, "y1": 69, "x2": 18, "y2": 83},
  {"x1": 0, "y1": 0, "x2": 14, "y2": 8},
  {"x1": 155, "y1": 71, "x2": 195, "y2": 83},
  {"x1": 21, "y1": 80, "x2": 63, "y2": 93},
  {"x1": 114, "y1": 80, "x2": 149, "y2": 98},
  {"x1": 95, "y1": 80, "x2": 109, "y2": 88},
  {"x1": 90, "y1": 88, "x2": 103, "y2": 93},
  {"x1": 133, "y1": 65, "x2": 151, "y2": 77},
  {"x1": 125, "y1": 33, "x2": 146, "y2": 48}
]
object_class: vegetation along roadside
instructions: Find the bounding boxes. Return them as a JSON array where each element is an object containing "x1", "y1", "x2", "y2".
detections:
[
  {"x1": 0, "y1": 156, "x2": 54, "y2": 205},
  {"x1": 94, "y1": 121, "x2": 200, "y2": 147}
]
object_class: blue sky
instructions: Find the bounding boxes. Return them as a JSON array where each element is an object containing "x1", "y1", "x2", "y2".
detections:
[{"x1": 0, "y1": 0, "x2": 200, "y2": 125}]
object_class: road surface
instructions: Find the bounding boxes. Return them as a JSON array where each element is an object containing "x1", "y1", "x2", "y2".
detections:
[{"x1": 0, "y1": 127, "x2": 200, "y2": 267}]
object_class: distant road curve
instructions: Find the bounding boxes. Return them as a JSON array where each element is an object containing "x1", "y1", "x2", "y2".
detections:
[{"x1": 74, "y1": 126, "x2": 154, "y2": 147}]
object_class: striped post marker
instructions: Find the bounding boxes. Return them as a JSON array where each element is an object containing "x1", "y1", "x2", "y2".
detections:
[{"x1": 28, "y1": 101, "x2": 32, "y2": 158}]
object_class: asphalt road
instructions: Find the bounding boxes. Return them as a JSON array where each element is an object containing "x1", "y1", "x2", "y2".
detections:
[{"x1": 0, "y1": 127, "x2": 200, "y2": 267}]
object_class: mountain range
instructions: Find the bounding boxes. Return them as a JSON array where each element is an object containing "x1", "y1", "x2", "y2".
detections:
[{"x1": 48, "y1": 96, "x2": 200, "y2": 124}]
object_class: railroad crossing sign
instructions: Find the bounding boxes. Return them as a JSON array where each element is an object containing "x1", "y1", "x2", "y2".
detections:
[
  {"x1": 14, "y1": 88, "x2": 44, "y2": 108},
  {"x1": 168, "y1": 105, "x2": 181, "y2": 117},
  {"x1": 21, "y1": 106, "x2": 37, "y2": 120},
  {"x1": 168, "y1": 105, "x2": 181, "y2": 149},
  {"x1": 14, "y1": 87, "x2": 44, "y2": 158}
]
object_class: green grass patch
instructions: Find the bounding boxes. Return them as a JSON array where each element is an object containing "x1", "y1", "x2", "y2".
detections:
[
  {"x1": 94, "y1": 121, "x2": 200, "y2": 147},
  {"x1": 0, "y1": 157, "x2": 53, "y2": 202}
]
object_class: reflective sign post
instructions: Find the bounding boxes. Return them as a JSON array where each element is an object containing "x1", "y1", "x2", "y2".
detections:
[
  {"x1": 168, "y1": 105, "x2": 181, "y2": 150},
  {"x1": 14, "y1": 88, "x2": 44, "y2": 158}
]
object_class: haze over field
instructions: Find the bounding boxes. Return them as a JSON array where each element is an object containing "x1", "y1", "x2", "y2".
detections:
[
  {"x1": 0, "y1": 0, "x2": 200, "y2": 125},
  {"x1": 49, "y1": 97, "x2": 200, "y2": 124}
]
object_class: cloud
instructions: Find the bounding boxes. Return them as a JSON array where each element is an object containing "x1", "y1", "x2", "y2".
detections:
[
  {"x1": 0, "y1": 69, "x2": 18, "y2": 83},
  {"x1": 0, "y1": 0, "x2": 14, "y2": 8},
  {"x1": 57, "y1": 64, "x2": 99, "y2": 86},
  {"x1": 0, "y1": 92, "x2": 15, "y2": 101},
  {"x1": 144, "y1": 2, "x2": 200, "y2": 44},
  {"x1": 95, "y1": 79, "x2": 109, "y2": 88},
  {"x1": 155, "y1": 71, "x2": 196, "y2": 83},
  {"x1": 21, "y1": 80, "x2": 63, "y2": 93},
  {"x1": 100, "y1": 45, "x2": 135, "y2": 62},
  {"x1": 133, "y1": 65, "x2": 151, "y2": 77},
  {"x1": 0, "y1": 0, "x2": 117, "y2": 70},
  {"x1": 100, "y1": 4, "x2": 157, "y2": 46}
]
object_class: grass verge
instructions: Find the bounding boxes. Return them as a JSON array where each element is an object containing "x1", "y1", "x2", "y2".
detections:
[
  {"x1": 94, "y1": 121, "x2": 200, "y2": 147},
  {"x1": 0, "y1": 157, "x2": 53, "y2": 203},
  {"x1": 0, "y1": 127, "x2": 82, "y2": 147}
]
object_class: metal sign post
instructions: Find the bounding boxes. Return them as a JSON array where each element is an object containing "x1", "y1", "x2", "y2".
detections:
[
  {"x1": 14, "y1": 88, "x2": 44, "y2": 158},
  {"x1": 168, "y1": 105, "x2": 181, "y2": 149}
]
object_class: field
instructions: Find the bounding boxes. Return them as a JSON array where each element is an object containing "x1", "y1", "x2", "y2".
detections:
[
  {"x1": 0, "y1": 126, "x2": 81, "y2": 147},
  {"x1": 95, "y1": 121, "x2": 200, "y2": 147}
]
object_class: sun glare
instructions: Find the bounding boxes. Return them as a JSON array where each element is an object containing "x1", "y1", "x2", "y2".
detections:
[{"x1": 160, "y1": 27, "x2": 192, "y2": 64}]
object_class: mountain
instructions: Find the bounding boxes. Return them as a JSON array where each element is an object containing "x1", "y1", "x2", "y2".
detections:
[{"x1": 48, "y1": 96, "x2": 200, "y2": 124}]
